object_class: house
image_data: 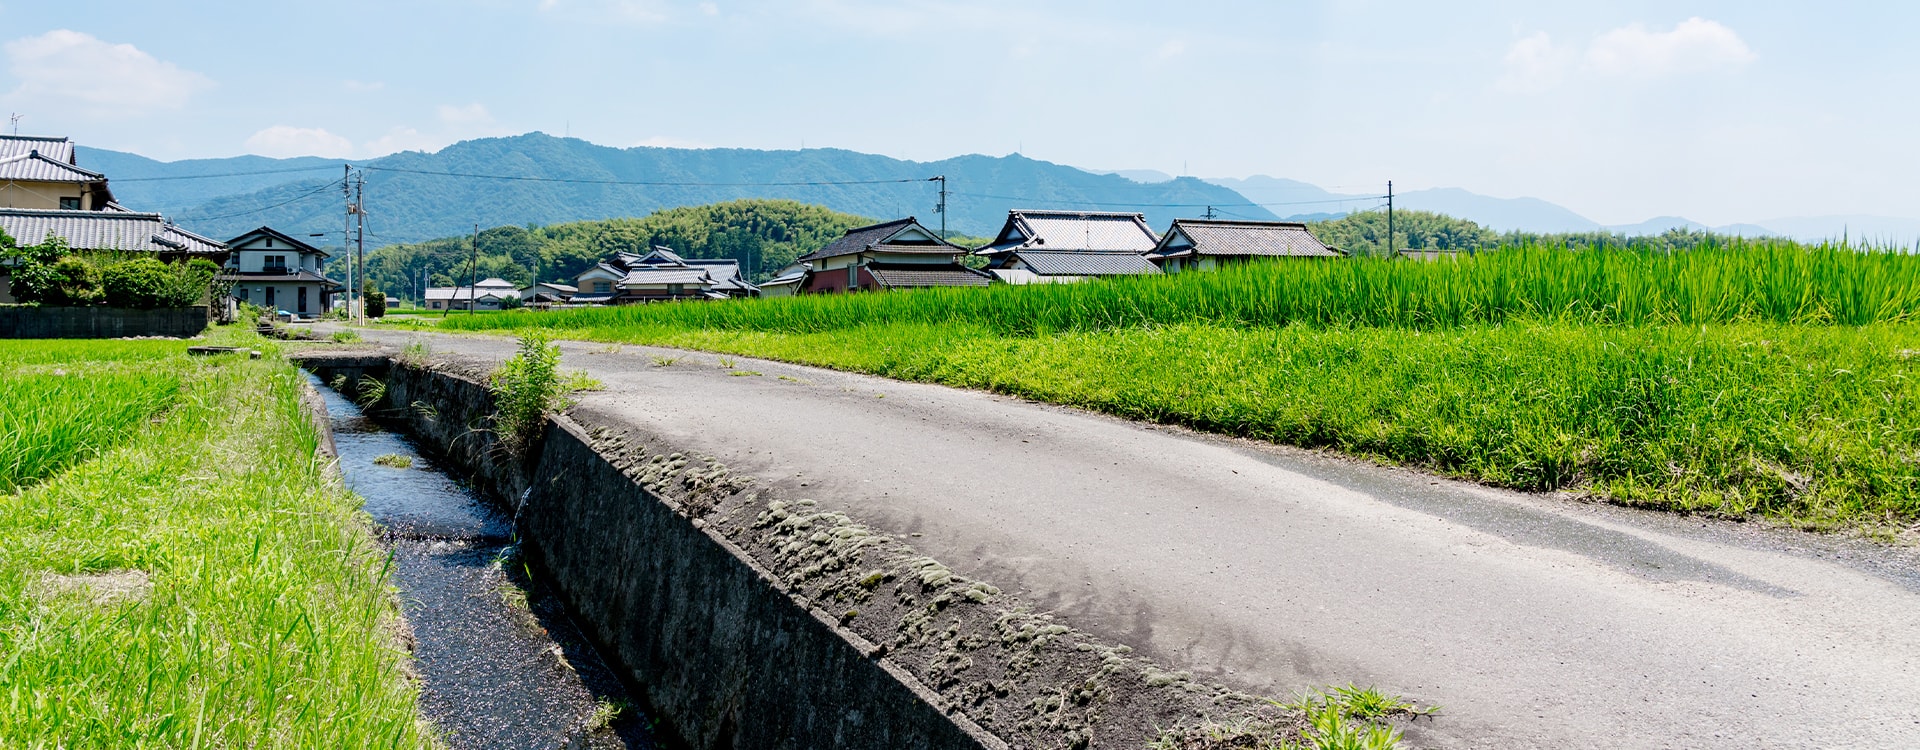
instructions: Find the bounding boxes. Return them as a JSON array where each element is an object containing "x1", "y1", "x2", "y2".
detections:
[
  {"x1": 569, "y1": 246, "x2": 759, "y2": 303},
  {"x1": 976, "y1": 210, "x2": 1162, "y2": 284},
  {"x1": 424, "y1": 277, "x2": 522, "y2": 311},
  {"x1": 0, "y1": 135, "x2": 114, "y2": 211},
  {"x1": 219, "y1": 226, "x2": 341, "y2": 316},
  {"x1": 521, "y1": 281, "x2": 578, "y2": 305},
  {"x1": 1, "y1": 135, "x2": 229, "y2": 304},
  {"x1": 1148, "y1": 219, "x2": 1342, "y2": 273},
  {"x1": 757, "y1": 262, "x2": 809, "y2": 298},
  {"x1": 796, "y1": 217, "x2": 991, "y2": 294}
]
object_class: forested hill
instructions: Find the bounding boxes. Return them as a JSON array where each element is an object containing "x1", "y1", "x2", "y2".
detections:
[
  {"x1": 356, "y1": 199, "x2": 876, "y2": 301},
  {"x1": 80, "y1": 133, "x2": 1272, "y2": 244}
]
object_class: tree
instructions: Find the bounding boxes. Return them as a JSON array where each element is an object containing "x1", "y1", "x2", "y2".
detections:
[{"x1": 365, "y1": 284, "x2": 386, "y2": 318}]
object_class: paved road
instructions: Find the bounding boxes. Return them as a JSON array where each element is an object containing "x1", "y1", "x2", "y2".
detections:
[{"x1": 348, "y1": 326, "x2": 1920, "y2": 749}]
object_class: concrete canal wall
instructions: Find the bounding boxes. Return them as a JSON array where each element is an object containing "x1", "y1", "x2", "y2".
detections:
[{"x1": 292, "y1": 351, "x2": 1001, "y2": 750}]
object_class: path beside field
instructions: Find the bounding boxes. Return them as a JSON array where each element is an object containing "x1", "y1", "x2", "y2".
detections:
[{"x1": 345, "y1": 325, "x2": 1920, "y2": 750}]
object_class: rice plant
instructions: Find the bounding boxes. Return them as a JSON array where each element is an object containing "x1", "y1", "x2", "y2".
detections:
[{"x1": 439, "y1": 240, "x2": 1920, "y2": 337}]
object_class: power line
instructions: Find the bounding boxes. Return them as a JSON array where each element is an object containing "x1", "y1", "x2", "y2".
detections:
[
  {"x1": 176, "y1": 178, "x2": 344, "y2": 221},
  {"x1": 947, "y1": 190, "x2": 1388, "y2": 210},
  {"x1": 356, "y1": 164, "x2": 935, "y2": 188}
]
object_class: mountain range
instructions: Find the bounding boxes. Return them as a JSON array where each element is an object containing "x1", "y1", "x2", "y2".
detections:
[
  {"x1": 72, "y1": 133, "x2": 1920, "y2": 248},
  {"x1": 1123, "y1": 172, "x2": 1919, "y2": 244},
  {"x1": 81, "y1": 134, "x2": 1272, "y2": 245}
]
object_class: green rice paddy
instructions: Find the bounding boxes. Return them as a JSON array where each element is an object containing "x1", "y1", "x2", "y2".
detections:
[{"x1": 0, "y1": 331, "x2": 427, "y2": 748}]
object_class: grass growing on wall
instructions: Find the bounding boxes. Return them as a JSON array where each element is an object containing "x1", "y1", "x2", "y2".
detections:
[{"x1": 0, "y1": 331, "x2": 429, "y2": 748}]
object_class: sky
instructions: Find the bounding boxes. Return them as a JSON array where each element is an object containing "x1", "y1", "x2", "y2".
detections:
[{"x1": 0, "y1": 0, "x2": 1912, "y2": 227}]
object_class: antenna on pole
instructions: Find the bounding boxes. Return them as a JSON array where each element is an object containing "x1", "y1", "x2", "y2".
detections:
[
  {"x1": 7, "y1": 113, "x2": 19, "y2": 135},
  {"x1": 931, "y1": 175, "x2": 948, "y2": 239}
]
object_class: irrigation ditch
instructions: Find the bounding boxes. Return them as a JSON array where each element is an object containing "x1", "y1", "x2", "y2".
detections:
[{"x1": 291, "y1": 347, "x2": 1399, "y2": 750}]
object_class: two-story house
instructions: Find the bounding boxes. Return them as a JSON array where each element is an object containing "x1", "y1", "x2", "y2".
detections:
[
  {"x1": 570, "y1": 247, "x2": 759, "y2": 303},
  {"x1": 975, "y1": 210, "x2": 1162, "y2": 284},
  {"x1": 220, "y1": 226, "x2": 341, "y2": 316}
]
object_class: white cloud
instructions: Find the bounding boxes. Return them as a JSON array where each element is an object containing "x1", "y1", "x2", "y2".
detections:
[
  {"x1": 3, "y1": 30, "x2": 212, "y2": 118},
  {"x1": 1497, "y1": 31, "x2": 1571, "y2": 93},
  {"x1": 437, "y1": 103, "x2": 492, "y2": 125},
  {"x1": 244, "y1": 126, "x2": 355, "y2": 158},
  {"x1": 1585, "y1": 18, "x2": 1756, "y2": 78}
]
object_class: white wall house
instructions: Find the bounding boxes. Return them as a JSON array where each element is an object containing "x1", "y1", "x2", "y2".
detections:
[{"x1": 220, "y1": 227, "x2": 339, "y2": 316}]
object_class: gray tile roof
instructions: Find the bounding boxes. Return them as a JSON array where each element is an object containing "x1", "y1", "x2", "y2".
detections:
[
  {"x1": 618, "y1": 268, "x2": 714, "y2": 287},
  {"x1": 867, "y1": 263, "x2": 994, "y2": 288},
  {"x1": 1153, "y1": 219, "x2": 1341, "y2": 259},
  {"x1": 798, "y1": 217, "x2": 963, "y2": 262},
  {"x1": 1011, "y1": 250, "x2": 1162, "y2": 276},
  {"x1": 0, "y1": 208, "x2": 226, "y2": 255},
  {"x1": 0, "y1": 150, "x2": 105, "y2": 183},
  {"x1": 983, "y1": 210, "x2": 1161, "y2": 255},
  {"x1": 0, "y1": 135, "x2": 76, "y2": 164},
  {"x1": 425, "y1": 286, "x2": 522, "y2": 301}
]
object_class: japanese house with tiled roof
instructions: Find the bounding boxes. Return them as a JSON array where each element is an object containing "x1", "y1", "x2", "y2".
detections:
[
  {"x1": 796, "y1": 217, "x2": 991, "y2": 293},
  {"x1": 220, "y1": 226, "x2": 341, "y2": 316},
  {"x1": 0, "y1": 134, "x2": 232, "y2": 304},
  {"x1": 1148, "y1": 218, "x2": 1343, "y2": 273},
  {"x1": 425, "y1": 277, "x2": 522, "y2": 311},
  {"x1": 975, "y1": 210, "x2": 1162, "y2": 284},
  {"x1": 570, "y1": 246, "x2": 759, "y2": 303}
]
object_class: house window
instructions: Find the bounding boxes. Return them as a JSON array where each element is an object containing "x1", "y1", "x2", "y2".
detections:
[
  {"x1": 238, "y1": 288, "x2": 250, "y2": 302},
  {"x1": 667, "y1": 283, "x2": 684, "y2": 295},
  {"x1": 265, "y1": 287, "x2": 276, "y2": 307},
  {"x1": 264, "y1": 255, "x2": 287, "y2": 272},
  {"x1": 265, "y1": 238, "x2": 274, "y2": 248},
  {"x1": 847, "y1": 265, "x2": 858, "y2": 288},
  {"x1": 593, "y1": 281, "x2": 611, "y2": 293},
  {"x1": 58, "y1": 197, "x2": 80, "y2": 210}
]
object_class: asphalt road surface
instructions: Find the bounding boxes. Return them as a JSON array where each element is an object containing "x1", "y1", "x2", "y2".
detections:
[{"x1": 344, "y1": 326, "x2": 1920, "y2": 749}]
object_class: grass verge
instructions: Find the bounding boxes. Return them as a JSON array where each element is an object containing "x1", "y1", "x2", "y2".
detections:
[
  {"x1": 446, "y1": 318, "x2": 1920, "y2": 531},
  {"x1": 0, "y1": 329, "x2": 428, "y2": 748}
]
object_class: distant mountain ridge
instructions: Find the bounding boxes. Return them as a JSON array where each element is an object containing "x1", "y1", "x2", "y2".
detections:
[{"x1": 80, "y1": 134, "x2": 1273, "y2": 245}]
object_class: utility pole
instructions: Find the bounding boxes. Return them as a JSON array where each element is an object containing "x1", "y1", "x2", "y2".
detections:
[
  {"x1": 1386, "y1": 180, "x2": 1395, "y2": 258},
  {"x1": 343, "y1": 165, "x2": 354, "y2": 317},
  {"x1": 1204, "y1": 205, "x2": 1217, "y2": 220},
  {"x1": 354, "y1": 171, "x2": 366, "y2": 320},
  {"x1": 931, "y1": 175, "x2": 948, "y2": 239},
  {"x1": 468, "y1": 223, "x2": 480, "y2": 316}
]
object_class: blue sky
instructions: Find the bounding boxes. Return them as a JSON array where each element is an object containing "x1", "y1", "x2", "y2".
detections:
[{"x1": 0, "y1": 1, "x2": 1912, "y2": 226}]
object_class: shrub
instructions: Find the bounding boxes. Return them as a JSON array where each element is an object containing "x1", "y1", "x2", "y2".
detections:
[
  {"x1": 44, "y1": 257, "x2": 101, "y2": 306},
  {"x1": 365, "y1": 286, "x2": 386, "y2": 318},
  {"x1": 99, "y1": 258, "x2": 176, "y2": 309}
]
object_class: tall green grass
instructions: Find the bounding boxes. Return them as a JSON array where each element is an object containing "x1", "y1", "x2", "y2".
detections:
[
  {"x1": 0, "y1": 342, "x2": 184, "y2": 492},
  {"x1": 440, "y1": 241, "x2": 1920, "y2": 336},
  {"x1": 0, "y1": 332, "x2": 427, "y2": 748}
]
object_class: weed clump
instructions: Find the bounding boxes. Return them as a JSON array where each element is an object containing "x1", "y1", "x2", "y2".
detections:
[
  {"x1": 372, "y1": 454, "x2": 412, "y2": 469},
  {"x1": 490, "y1": 332, "x2": 565, "y2": 455}
]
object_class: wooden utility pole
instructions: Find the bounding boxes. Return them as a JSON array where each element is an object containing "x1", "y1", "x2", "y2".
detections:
[
  {"x1": 343, "y1": 165, "x2": 354, "y2": 316},
  {"x1": 1386, "y1": 180, "x2": 1395, "y2": 258},
  {"x1": 354, "y1": 171, "x2": 366, "y2": 319}
]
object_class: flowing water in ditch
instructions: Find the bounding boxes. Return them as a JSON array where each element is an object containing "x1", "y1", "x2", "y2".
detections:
[{"x1": 314, "y1": 376, "x2": 657, "y2": 749}]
